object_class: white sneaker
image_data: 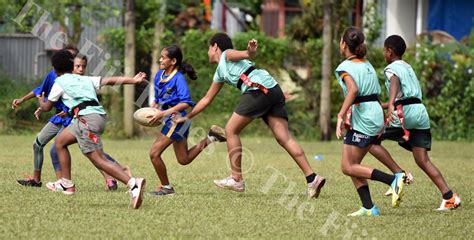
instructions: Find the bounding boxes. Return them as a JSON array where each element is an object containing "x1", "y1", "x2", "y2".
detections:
[
  {"x1": 213, "y1": 176, "x2": 245, "y2": 192},
  {"x1": 307, "y1": 175, "x2": 326, "y2": 199},
  {"x1": 436, "y1": 193, "x2": 461, "y2": 211},
  {"x1": 129, "y1": 178, "x2": 146, "y2": 209},
  {"x1": 46, "y1": 180, "x2": 76, "y2": 195}
]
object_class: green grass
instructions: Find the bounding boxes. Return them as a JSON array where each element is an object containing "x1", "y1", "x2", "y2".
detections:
[{"x1": 0, "y1": 134, "x2": 472, "y2": 239}]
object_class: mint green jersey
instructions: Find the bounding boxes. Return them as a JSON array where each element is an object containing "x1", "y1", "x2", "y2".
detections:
[
  {"x1": 53, "y1": 74, "x2": 106, "y2": 116},
  {"x1": 213, "y1": 50, "x2": 277, "y2": 93},
  {"x1": 335, "y1": 58, "x2": 384, "y2": 136},
  {"x1": 384, "y1": 60, "x2": 430, "y2": 129}
]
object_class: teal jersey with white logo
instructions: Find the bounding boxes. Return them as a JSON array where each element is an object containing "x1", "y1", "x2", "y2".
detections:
[
  {"x1": 213, "y1": 50, "x2": 277, "y2": 93},
  {"x1": 54, "y1": 74, "x2": 106, "y2": 116},
  {"x1": 335, "y1": 58, "x2": 384, "y2": 136},
  {"x1": 384, "y1": 60, "x2": 430, "y2": 129}
]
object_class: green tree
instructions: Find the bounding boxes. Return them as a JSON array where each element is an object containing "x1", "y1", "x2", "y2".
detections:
[
  {"x1": 320, "y1": 0, "x2": 332, "y2": 141},
  {"x1": 1, "y1": 0, "x2": 118, "y2": 45},
  {"x1": 286, "y1": 0, "x2": 353, "y2": 141}
]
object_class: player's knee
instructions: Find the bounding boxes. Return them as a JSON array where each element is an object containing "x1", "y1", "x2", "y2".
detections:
[
  {"x1": 275, "y1": 136, "x2": 285, "y2": 146},
  {"x1": 275, "y1": 134, "x2": 290, "y2": 146},
  {"x1": 414, "y1": 155, "x2": 429, "y2": 168},
  {"x1": 177, "y1": 157, "x2": 190, "y2": 166},
  {"x1": 55, "y1": 140, "x2": 65, "y2": 149},
  {"x1": 225, "y1": 126, "x2": 239, "y2": 137},
  {"x1": 291, "y1": 145, "x2": 305, "y2": 158},
  {"x1": 149, "y1": 148, "x2": 162, "y2": 161},
  {"x1": 341, "y1": 165, "x2": 352, "y2": 176},
  {"x1": 33, "y1": 139, "x2": 44, "y2": 151},
  {"x1": 33, "y1": 142, "x2": 41, "y2": 151}
]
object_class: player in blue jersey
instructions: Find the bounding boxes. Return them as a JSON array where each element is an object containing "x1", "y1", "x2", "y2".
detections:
[
  {"x1": 38, "y1": 49, "x2": 147, "y2": 209},
  {"x1": 147, "y1": 45, "x2": 226, "y2": 196},
  {"x1": 14, "y1": 46, "x2": 127, "y2": 190}
]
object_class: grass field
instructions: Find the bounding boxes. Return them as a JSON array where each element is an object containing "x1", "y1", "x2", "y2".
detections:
[{"x1": 0, "y1": 134, "x2": 472, "y2": 239}]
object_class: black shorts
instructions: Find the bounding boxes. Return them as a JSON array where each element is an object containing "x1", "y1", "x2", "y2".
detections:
[
  {"x1": 379, "y1": 127, "x2": 432, "y2": 151},
  {"x1": 234, "y1": 85, "x2": 288, "y2": 123},
  {"x1": 344, "y1": 129, "x2": 381, "y2": 148}
]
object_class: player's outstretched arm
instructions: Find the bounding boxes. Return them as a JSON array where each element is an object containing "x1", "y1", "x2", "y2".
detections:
[
  {"x1": 225, "y1": 39, "x2": 258, "y2": 62},
  {"x1": 174, "y1": 82, "x2": 224, "y2": 123},
  {"x1": 148, "y1": 102, "x2": 190, "y2": 125},
  {"x1": 11, "y1": 91, "x2": 36, "y2": 109},
  {"x1": 101, "y1": 72, "x2": 147, "y2": 86}
]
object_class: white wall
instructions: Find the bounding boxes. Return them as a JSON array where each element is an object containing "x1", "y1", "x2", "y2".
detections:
[{"x1": 385, "y1": 0, "x2": 418, "y2": 46}]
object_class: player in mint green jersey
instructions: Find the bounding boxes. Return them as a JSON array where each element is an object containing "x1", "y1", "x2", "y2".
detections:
[
  {"x1": 335, "y1": 27, "x2": 406, "y2": 216},
  {"x1": 369, "y1": 35, "x2": 460, "y2": 211}
]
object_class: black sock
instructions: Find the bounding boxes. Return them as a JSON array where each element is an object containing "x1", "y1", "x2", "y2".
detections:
[
  {"x1": 371, "y1": 169, "x2": 395, "y2": 185},
  {"x1": 306, "y1": 173, "x2": 316, "y2": 183},
  {"x1": 442, "y1": 190, "x2": 453, "y2": 200},
  {"x1": 357, "y1": 185, "x2": 374, "y2": 209}
]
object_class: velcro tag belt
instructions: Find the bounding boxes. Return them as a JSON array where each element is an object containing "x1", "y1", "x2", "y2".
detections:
[
  {"x1": 345, "y1": 94, "x2": 381, "y2": 130},
  {"x1": 394, "y1": 97, "x2": 422, "y2": 141},
  {"x1": 353, "y1": 94, "x2": 379, "y2": 104},
  {"x1": 237, "y1": 66, "x2": 269, "y2": 94},
  {"x1": 70, "y1": 100, "x2": 100, "y2": 117},
  {"x1": 70, "y1": 100, "x2": 101, "y2": 144}
]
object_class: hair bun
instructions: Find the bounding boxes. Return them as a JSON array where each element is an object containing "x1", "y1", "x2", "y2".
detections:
[{"x1": 349, "y1": 32, "x2": 359, "y2": 42}]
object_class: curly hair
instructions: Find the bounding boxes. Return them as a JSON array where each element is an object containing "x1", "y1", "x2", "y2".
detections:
[
  {"x1": 384, "y1": 35, "x2": 406, "y2": 57},
  {"x1": 51, "y1": 49, "x2": 74, "y2": 74}
]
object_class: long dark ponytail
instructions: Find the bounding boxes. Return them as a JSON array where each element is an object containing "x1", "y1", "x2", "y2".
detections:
[{"x1": 164, "y1": 45, "x2": 197, "y2": 80}]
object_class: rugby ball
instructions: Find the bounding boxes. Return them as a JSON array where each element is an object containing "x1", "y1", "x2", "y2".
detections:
[{"x1": 133, "y1": 107, "x2": 162, "y2": 127}]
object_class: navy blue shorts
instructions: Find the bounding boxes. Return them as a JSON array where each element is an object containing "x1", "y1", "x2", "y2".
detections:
[
  {"x1": 344, "y1": 129, "x2": 381, "y2": 148},
  {"x1": 161, "y1": 118, "x2": 190, "y2": 141}
]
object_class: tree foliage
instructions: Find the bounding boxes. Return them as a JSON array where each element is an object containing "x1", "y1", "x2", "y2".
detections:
[
  {"x1": 404, "y1": 35, "x2": 474, "y2": 140},
  {"x1": 0, "y1": 0, "x2": 119, "y2": 45}
]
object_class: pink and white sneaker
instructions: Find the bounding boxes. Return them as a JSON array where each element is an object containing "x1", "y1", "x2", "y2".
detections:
[
  {"x1": 46, "y1": 180, "x2": 76, "y2": 195},
  {"x1": 213, "y1": 176, "x2": 245, "y2": 192},
  {"x1": 105, "y1": 179, "x2": 118, "y2": 191},
  {"x1": 307, "y1": 175, "x2": 326, "y2": 199},
  {"x1": 129, "y1": 178, "x2": 146, "y2": 209}
]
